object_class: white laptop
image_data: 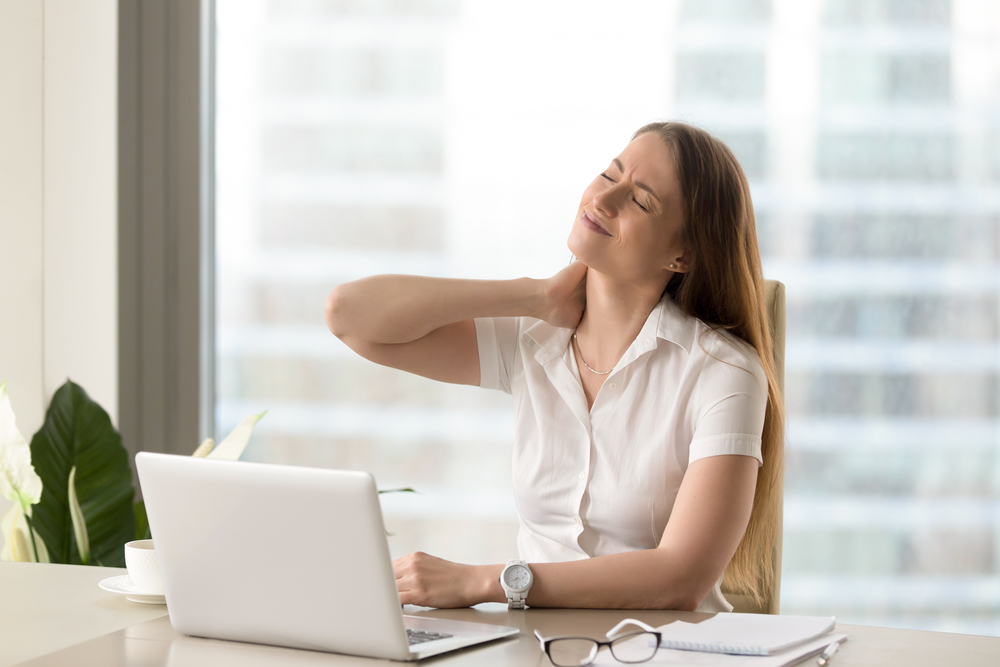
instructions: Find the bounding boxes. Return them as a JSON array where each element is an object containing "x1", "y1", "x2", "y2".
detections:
[{"x1": 135, "y1": 452, "x2": 518, "y2": 661}]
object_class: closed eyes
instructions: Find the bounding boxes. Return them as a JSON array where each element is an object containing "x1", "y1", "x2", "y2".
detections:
[{"x1": 600, "y1": 172, "x2": 650, "y2": 212}]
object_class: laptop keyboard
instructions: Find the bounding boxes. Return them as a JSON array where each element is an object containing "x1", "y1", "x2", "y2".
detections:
[{"x1": 407, "y1": 628, "x2": 454, "y2": 645}]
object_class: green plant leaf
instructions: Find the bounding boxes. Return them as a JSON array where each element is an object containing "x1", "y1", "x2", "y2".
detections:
[
  {"x1": 29, "y1": 380, "x2": 134, "y2": 566},
  {"x1": 133, "y1": 500, "x2": 151, "y2": 541},
  {"x1": 67, "y1": 466, "x2": 91, "y2": 564},
  {"x1": 206, "y1": 412, "x2": 266, "y2": 461},
  {"x1": 0, "y1": 381, "x2": 43, "y2": 514}
]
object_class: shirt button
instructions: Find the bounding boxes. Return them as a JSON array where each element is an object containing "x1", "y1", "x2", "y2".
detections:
[
  {"x1": 608, "y1": 382, "x2": 617, "y2": 390},
  {"x1": 578, "y1": 472, "x2": 586, "y2": 480},
  {"x1": 574, "y1": 516, "x2": 582, "y2": 525}
]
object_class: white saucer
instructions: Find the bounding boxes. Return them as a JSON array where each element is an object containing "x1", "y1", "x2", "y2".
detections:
[{"x1": 98, "y1": 574, "x2": 166, "y2": 605}]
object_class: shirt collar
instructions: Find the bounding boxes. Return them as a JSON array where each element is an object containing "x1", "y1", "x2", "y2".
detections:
[
  {"x1": 521, "y1": 294, "x2": 696, "y2": 367},
  {"x1": 654, "y1": 294, "x2": 696, "y2": 354}
]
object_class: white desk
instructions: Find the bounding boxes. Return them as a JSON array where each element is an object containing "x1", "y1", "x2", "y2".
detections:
[{"x1": 3, "y1": 562, "x2": 999, "y2": 666}]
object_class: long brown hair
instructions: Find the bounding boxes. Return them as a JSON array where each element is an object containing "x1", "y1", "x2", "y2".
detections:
[{"x1": 634, "y1": 121, "x2": 785, "y2": 607}]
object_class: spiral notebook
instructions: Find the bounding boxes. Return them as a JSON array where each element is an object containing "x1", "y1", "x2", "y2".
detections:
[
  {"x1": 655, "y1": 613, "x2": 837, "y2": 655},
  {"x1": 594, "y1": 631, "x2": 847, "y2": 667}
]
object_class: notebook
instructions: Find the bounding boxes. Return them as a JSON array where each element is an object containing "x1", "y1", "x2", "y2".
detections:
[
  {"x1": 655, "y1": 613, "x2": 837, "y2": 655},
  {"x1": 595, "y1": 632, "x2": 848, "y2": 667}
]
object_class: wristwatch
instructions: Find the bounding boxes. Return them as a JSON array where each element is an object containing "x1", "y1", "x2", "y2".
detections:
[{"x1": 499, "y1": 559, "x2": 533, "y2": 609}]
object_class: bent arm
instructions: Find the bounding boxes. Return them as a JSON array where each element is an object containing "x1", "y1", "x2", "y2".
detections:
[
  {"x1": 325, "y1": 262, "x2": 588, "y2": 386},
  {"x1": 326, "y1": 275, "x2": 543, "y2": 346},
  {"x1": 325, "y1": 275, "x2": 542, "y2": 386},
  {"x1": 474, "y1": 455, "x2": 758, "y2": 610}
]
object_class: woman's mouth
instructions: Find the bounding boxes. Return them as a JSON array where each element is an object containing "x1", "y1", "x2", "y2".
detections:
[{"x1": 581, "y1": 211, "x2": 612, "y2": 236}]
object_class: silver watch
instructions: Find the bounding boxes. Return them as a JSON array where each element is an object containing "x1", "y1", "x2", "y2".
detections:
[{"x1": 499, "y1": 559, "x2": 533, "y2": 609}]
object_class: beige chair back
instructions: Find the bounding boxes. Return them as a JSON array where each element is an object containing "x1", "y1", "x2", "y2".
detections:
[{"x1": 724, "y1": 279, "x2": 785, "y2": 614}]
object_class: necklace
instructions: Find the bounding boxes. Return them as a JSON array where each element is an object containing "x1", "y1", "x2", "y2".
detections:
[{"x1": 572, "y1": 333, "x2": 614, "y2": 375}]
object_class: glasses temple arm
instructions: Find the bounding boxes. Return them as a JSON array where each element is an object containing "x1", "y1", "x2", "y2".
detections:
[{"x1": 606, "y1": 618, "x2": 658, "y2": 640}]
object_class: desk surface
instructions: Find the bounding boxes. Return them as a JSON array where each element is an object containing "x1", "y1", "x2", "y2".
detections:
[{"x1": 3, "y1": 562, "x2": 999, "y2": 666}]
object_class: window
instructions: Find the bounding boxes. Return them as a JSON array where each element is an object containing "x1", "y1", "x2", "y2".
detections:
[{"x1": 216, "y1": 0, "x2": 1000, "y2": 634}]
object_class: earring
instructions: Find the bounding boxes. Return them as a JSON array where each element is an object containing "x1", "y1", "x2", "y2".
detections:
[{"x1": 669, "y1": 263, "x2": 678, "y2": 269}]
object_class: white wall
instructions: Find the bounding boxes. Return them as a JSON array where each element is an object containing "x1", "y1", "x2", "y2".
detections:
[
  {"x1": 0, "y1": 0, "x2": 117, "y2": 553},
  {"x1": 43, "y1": 1, "x2": 118, "y2": 417}
]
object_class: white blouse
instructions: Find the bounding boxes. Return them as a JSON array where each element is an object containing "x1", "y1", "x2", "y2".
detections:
[{"x1": 474, "y1": 294, "x2": 768, "y2": 613}]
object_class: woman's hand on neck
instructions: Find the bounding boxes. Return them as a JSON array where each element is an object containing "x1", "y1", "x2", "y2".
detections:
[
  {"x1": 537, "y1": 261, "x2": 588, "y2": 329},
  {"x1": 575, "y1": 268, "x2": 670, "y2": 370}
]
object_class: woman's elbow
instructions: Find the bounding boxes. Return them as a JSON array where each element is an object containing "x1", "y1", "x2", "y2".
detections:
[
  {"x1": 672, "y1": 592, "x2": 704, "y2": 613},
  {"x1": 655, "y1": 585, "x2": 704, "y2": 612},
  {"x1": 639, "y1": 588, "x2": 701, "y2": 612},
  {"x1": 324, "y1": 286, "x2": 350, "y2": 339},
  {"x1": 655, "y1": 573, "x2": 714, "y2": 612}
]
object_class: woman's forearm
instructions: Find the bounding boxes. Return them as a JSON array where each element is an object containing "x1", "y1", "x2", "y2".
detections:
[
  {"x1": 325, "y1": 275, "x2": 543, "y2": 345},
  {"x1": 474, "y1": 549, "x2": 713, "y2": 611}
]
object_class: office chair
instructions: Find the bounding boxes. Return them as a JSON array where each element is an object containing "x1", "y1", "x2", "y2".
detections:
[{"x1": 723, "y1": 279, "x2": 785, "y2": 615}]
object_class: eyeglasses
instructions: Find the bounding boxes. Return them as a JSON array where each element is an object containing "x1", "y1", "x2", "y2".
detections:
[{"x1": 534, "y1": 619, "x2": 662, "y2": 667}]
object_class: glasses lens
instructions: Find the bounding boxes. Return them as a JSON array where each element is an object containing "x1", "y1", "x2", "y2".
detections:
[
  {"x1": 609, "y1": 632, "x2": 659, "y2": 664},
  {"x1": 547, "y1": 638, "x2": 600, "y2": 667}
]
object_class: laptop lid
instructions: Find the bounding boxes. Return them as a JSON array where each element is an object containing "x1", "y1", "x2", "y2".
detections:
[{"x1": 135, "y1": 452, "x2": 413, "y2": 661}]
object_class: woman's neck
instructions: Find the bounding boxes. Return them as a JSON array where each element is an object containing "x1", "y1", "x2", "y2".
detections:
[{"x1": 574, "y1": 270, "x2": 667, "y2": 370}]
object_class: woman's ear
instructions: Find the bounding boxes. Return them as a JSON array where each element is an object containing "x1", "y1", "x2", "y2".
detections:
[{"x1": 667, "y1": 247, "x2": 690, "y2": 274}]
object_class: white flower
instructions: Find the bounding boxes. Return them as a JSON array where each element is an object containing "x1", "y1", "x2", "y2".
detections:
[
  {"x1": 206, "y1": 412, "x2": 267, "y2": 461},
  {"x1": 0, "y1": 382, "x2": 42, "y2": 512},
  {"x1": 1, "y1": 504, "x2": 49, "y2": 563},
  {"x1": 0, "y1": 382, "x2": 46, "y2": 562}
]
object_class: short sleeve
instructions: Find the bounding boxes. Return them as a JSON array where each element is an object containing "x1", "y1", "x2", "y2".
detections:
[
  {"x1": 688, "y1": 337, "x2": 768, "y2": 467},
  {"x1": 474, "y1": 317, "x2": 520, "y2": 395}
]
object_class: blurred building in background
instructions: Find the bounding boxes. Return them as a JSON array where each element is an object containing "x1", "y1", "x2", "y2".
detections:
[{"x1": 216, "y1": 0, "x2": 1000, "y2": 634}]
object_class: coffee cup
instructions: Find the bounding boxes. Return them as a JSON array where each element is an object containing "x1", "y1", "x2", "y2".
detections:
[{"x1": 124, "y1": 539, "x2": 163, "y2": 594}]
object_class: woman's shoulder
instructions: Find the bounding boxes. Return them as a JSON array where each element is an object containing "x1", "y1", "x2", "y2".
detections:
[
  {"x1": 477, "y1": 315, "x2": 536, "y2": 334},
  {"x1": 481, "y1": 315, "x2": 560, "y2": 352},
  {"x1": 654, "y1": 297, "x2": 764, "y2": 379},
  {"x1": 688, "y1": 315, "x2": 766, "y2": 384}
]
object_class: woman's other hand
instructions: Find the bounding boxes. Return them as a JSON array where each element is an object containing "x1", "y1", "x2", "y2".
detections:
[
  {"x1": 539, "y1": 261, "x2": 587, "y2": 329},
  {"x1": 393, "y1": 551, "x2": 502, "y2": 608}
]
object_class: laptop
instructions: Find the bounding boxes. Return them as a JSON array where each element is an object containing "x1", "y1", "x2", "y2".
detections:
[{"x1": 135, "y1": 452, "x2": 518, "y2": 661}]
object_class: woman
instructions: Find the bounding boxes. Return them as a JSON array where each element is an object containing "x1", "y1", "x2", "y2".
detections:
[{"x1": 325, "y1": 122, "x2": 784, "y2": 612}]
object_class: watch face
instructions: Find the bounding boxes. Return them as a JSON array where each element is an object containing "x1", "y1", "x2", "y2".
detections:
[{"x1": 504, "y1": 565, "x2": 531, "y2": 590}]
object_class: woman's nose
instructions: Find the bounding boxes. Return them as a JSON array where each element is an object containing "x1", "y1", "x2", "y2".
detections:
[{"x1": 593, "y1": 181, "x2": 623, "y2": 216}]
